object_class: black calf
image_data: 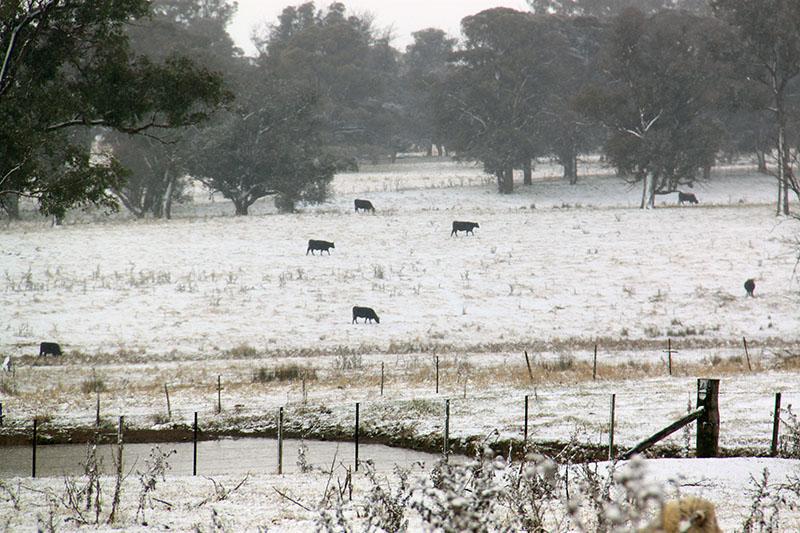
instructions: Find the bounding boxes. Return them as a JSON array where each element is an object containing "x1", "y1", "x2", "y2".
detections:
[
  {"x1": 307, "y1": 239, "x2": 335, "y2": 255},
  {"x1": 352, "y1": 306, "x2": 380, "y2": 324},
  {"x1": 39, "y1": 342, "x2": 62, "y2": 357},
  {"x1": 451, "y1": 221, "x2": 480, "y2": 236}
]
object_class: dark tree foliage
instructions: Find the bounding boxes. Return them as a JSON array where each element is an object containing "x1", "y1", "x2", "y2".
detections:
[
  {"x1": 402, "y1": 28, "x2": 457, "y2": 157},
  {"x1": 102, "y1": 0, "x2": 240, "y2": 219},
  {"x1": 439, "y1": 8, "x2": 582, "y2": 193},
  {"x1": 0, "y1": 0, "x2": 228, "y2": 219},
  {"x1": 256, "y1": 2, "x2": 404, "y2": 166},
  {"x1": 186, "y1": 72, "x2": 336, "y2": 215},
  {"x1": 527, "y1": 0, "x2": 710, "y2": 17},
  {"x1": 576, "y1": 8, "x2": 729, "y2": 208},
  {"x1": 711, "y1": 0, "x2": 800, "y2": 214}
]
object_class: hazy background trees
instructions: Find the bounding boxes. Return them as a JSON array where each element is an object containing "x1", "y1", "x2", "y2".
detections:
[{"x1": 5, "y1": 0, "x2": 800, "y2": 218}]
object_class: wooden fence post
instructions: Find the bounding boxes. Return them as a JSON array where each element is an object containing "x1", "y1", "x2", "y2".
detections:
[
  {"x1": 217, "y1": 375, "x2": 222, "y2": 414},
  {"x1": 380, "y1": 362, "x2": 385, "y2": 396},
  {"x1": 32, "y1": 418, "x2": 37, "y2": 478},
  {"x1": 435, "y1": 356, "x2": 440, "y2": 394},
  {"x1": 743, "y1": 337, "x2": 752, "y2": 371},
  {"x1": 0, "y1": 402, "x2": 3, "y2": 426},
  {"x1": 95, "y1": 386, "x2": 100, "y2": 426},
  {"x1": 609, "y1": 394, "x2": 616, "y2": 460},
  {"x1": 355, "y1": 402, "x2": 360, "y2": 472},
  {"x1": 771, "y1": 392, "x2": 782, "y2": 456},
  {"x1": 524, "y1": 395, "x2": 529, "y2": 446},
  {"x1": 593, "y1": 345, "x2": 598, "y2": 380},
  {"x1": 164, "y1": 383, "x2": 171, "y2": 420},
  {"x1": 192, "y1": 412, "x2": 198, "y2": 476},
  {"x1": 277, "y1": 407, "x2": 284, "y2": 475},
  {"x1": 696, "y1": 379, "x2": 720, "y2": 458},
  {"x1": 524, "y1": 351, "x2": 534, "y2": 383},
  {"x1": 444, "y1": 399, "x2": 450, "y2": 459}
]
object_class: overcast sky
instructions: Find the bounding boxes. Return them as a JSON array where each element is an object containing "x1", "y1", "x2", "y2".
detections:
[{"x1": 228, "y1": 0, "x2": 530, "y2": 56}]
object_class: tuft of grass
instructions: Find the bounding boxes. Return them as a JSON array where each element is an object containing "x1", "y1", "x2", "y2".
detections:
[
  {"x1": 253, "y1": 364, "x2": 317, "y2": 383},
  {"x1": 81, "y1": 376, "x2": 107, "y2": 394},
  {"x1": 225, "y1": 344, "x2": 258, "y2": 358}
]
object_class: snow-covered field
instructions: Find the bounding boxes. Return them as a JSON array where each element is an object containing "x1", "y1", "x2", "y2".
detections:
[{"x1": 2, "y1": 159, "x2": 800, "y2": 530}]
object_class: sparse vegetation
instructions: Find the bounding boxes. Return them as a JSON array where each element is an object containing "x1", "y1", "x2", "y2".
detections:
[{"x1": 253, "y1": 364, "x2": 317, "y2": 383}]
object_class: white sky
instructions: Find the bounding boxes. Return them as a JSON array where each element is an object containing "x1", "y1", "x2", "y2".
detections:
[{"x1": 228, "y1": 0, "x2": 531, "y2": 56}]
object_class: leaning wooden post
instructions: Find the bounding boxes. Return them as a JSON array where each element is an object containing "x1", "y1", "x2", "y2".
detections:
[
  {"x1": 667, "y1": 339, "x2": 673, "y2": 376},
  {"x1": 0, "y1": 402, "x2": 4, "y2": 426},
  {"x1": 217, "y1": 375, "x2": 222, "y2": 414},
  {"x1": 435, "y1": 356, "x2": 440, "y2": 394},
  {"x1": 609, "y1": 394, "x2": 616, "y2": 460},
  {"x1": 32, "y1": 418, "x2": 37, "y2": 478},
  {"x1": 164, "y1": 383, "x2": 172, "y2": 420},
  {"x1": 354, "y1": 402, "x2": 360, "y2": 472},
  {"x1": 380, "y1": 362, "x2": 385, "y2": 396},
  {"x1": 696, "y1": 379, "x2": 720, "y2": 458},
  {"x1": 443, "y1": 399, "x2": 450, "y2": 460},
  {"x1": 771, "y1": 392, "x2": 782, "y2": 456},
  {"x1": 524, "y1": 351, "x2": 534, "y2": 383},
  {"x1": 592, "y1": 345, "x2": 598, "y2": 380},
  {"x1": 277, "y1": 407, "x2": 284, "y2": 475},
  {"x1": 523, "y1": 395, "x2": 529, "y2": 447},
  {"x1": 95, "y1": 386, "x2": 101, "y2": 427},
  {"x1": 743, "y1": 337, "x2": 752, "y2": 371},
  {"x1": 192, "y1": 412, "x2": 198, "y2": 476}
]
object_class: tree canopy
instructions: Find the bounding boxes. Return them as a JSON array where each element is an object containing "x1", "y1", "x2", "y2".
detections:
[{"x1": 0, "y1": 0, "x2": 228, "y2": 218}]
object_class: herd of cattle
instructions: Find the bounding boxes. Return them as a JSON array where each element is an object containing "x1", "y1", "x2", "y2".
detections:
[
  {"x1": 306, "y1": 199, "x2": 481, "y2": 325},
  {"x1": 17, "y1": 189, "x2": 757, "y2": 360}
]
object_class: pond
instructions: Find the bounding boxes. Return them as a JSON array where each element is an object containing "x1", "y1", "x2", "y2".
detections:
[{"x1": 0, "y1": 437, "x2": 450, "y2": 478}]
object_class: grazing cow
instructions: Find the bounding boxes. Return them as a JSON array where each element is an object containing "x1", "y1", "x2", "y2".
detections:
[
  {"x1": 354, "y1": 199, "x2": 375, "y2": 213},
  {"x1": 678, "y1": 191, "x2": 699, "y2": 205},
  {"x1": 352, "y1": 306, "x2": 380, "y2": 324},
  {"x1": 451, "y1": 220, "x2": 480, "y2": 236},
  {"x1": 39, "y1": 342, "x2": 62, "y2": 357},
  {"x1": 744, "y1": 278, "x2": 755, "y2": 297},
  {"x1": 307, "y1": 239, "x2": 335, "y2": 255}
]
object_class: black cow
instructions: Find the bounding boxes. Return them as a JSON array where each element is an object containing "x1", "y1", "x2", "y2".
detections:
[
  {"x1": 352, "y1": 306, "x2": 380, "y2": 324},
  {"x1": 354, "y1": 199, "x2": 375, "y2": 213},
  {"x1": 39, "y1": 342, "x2": 62, "y2": 357},
  {"x1": 678, "y1": 191, "x2": 699, "y2": 205},
  {"x1": 451, "y1": 220, "x2": 480, "y2": 236},
  {"x1": 744, "y1": 278, "x2": 756, "y2": 297},
  {"x1": 307, "y1": 239, "x2": 335, "y2": 255}
]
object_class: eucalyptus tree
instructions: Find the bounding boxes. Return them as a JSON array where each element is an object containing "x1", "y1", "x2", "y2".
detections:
[
  {"x1": 102, "y1": 0, "x2": 240, "y2": 219},
  {"x1": 438, "y1": 8, "x2": 565, "y2": 193},
  {"x1": 712, "y1": 0, "x2": 800, "y2": 214},
  {"x1": 402, "y1": 28, "x2": 457, "y2": 157},
  {"x1": 186, "y1": 71, "x2": 335, "y2": 215},
  {"x1": 257, "y1": 2, "x2": 404, "y2": 165},
  {"x1": 0, "y1": 0, "x2": 228, "y2": 219},
  {"x1": 576, "y1": 8, "x2": 728, "y2": 208}
]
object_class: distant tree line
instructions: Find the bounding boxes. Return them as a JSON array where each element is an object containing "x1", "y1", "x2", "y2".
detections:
[{"x1": 2, "y1": 0, "x2": 800, "y2": 218}]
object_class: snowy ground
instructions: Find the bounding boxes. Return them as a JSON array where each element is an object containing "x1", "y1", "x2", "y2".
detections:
[
  {"x1": 2, "y1": 158, "x2": 800, "y2": 530},
  {"x1": 1, "y1": 456, "x2": 798, "y2": 531}
]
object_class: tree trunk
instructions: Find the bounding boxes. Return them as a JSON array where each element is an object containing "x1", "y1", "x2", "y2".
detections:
[
  {"x1": 774, "y1": 72, "x2": 790, "y2": 215},
  {"x1": 563, "y1": 152, "x2": 578, "y2": 185},
  {"x1": 756, "y1": 150, "x2": 768, "y2": 174},
  {"x1": 504, "y1": 167, "x2": 514, "y2": 194},
  {"x1": 426, "y1": 144, "x2": 433, "y2": 157},
  {"x1": 233, "y1": 199, "x2": 248, "y2": 216},
  {"x1": 162, "y1": 173, "x2": 175, "y2": 220},
  {"x1": 703, "y1": 164, "x2": 711, "y2": 181},
  {"x1": 0, "y1": 193, "x2": 20, "y2": 219},
  {"x1": 523, "y1": 160, "x2": 532, "y2": 186}
]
